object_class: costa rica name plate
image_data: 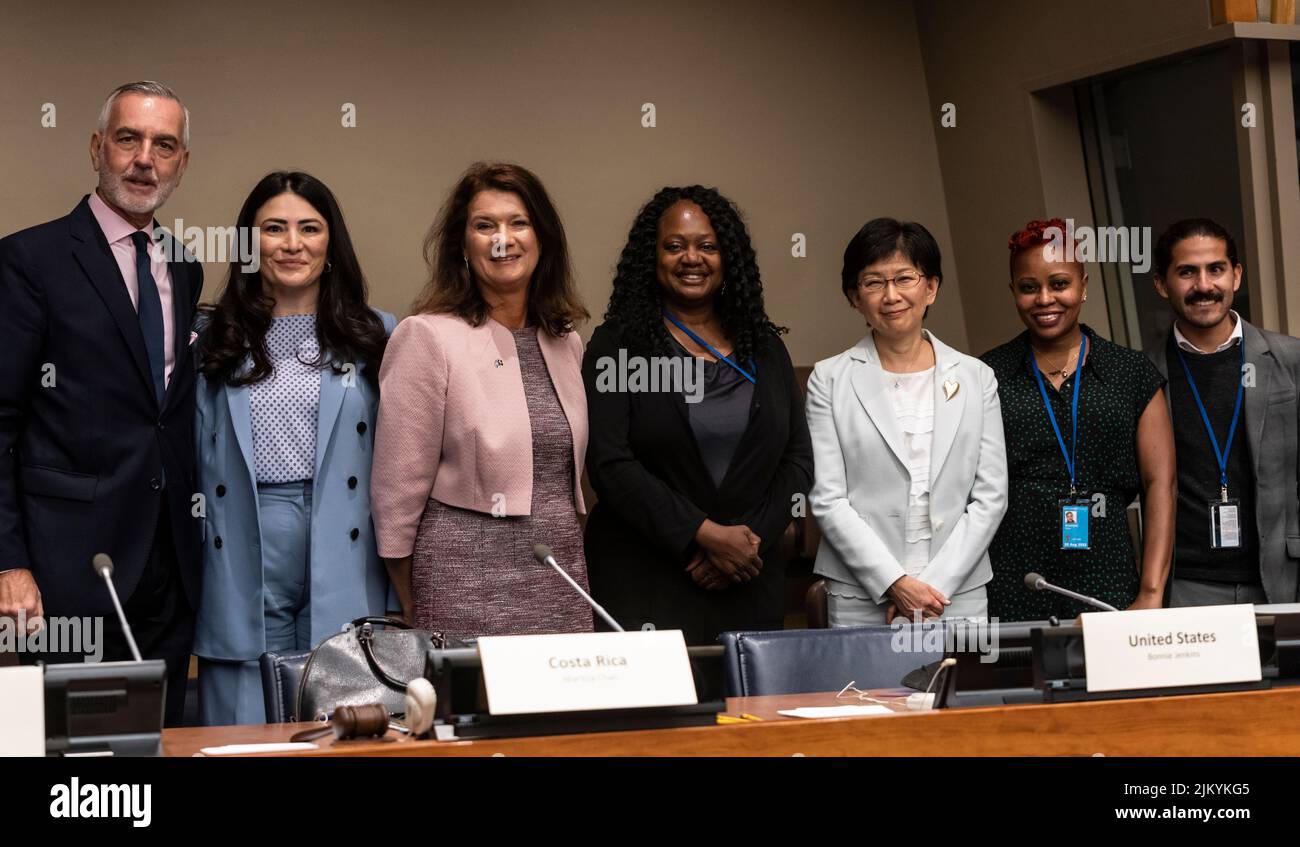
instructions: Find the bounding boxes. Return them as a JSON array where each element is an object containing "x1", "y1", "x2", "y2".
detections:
[
  {"x1": 1081, "y1": 604, "x2": 1261, "y2": 693},
  {"x1": 476, "y1": 630, "x2": 698, "y2": 715}
]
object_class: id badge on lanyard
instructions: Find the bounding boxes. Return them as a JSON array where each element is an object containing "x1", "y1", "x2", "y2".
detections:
[
  {"x1": 1210, "y1": 499, "x2": 1242, "y2": 549},
  {"x1": 1178, "y1": 342, "x2": 1246, "y2": 550},
  {"x1": 1032, "y1": 335, "x2": 1090, "y2": 551},
  {"x1": 1059, "y1": 498, "x2": 1091, "y2": 550}
]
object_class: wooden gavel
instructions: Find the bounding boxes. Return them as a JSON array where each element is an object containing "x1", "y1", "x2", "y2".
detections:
[{"x1": 289, "y1": 704, "x2": 397, "y2": 743}]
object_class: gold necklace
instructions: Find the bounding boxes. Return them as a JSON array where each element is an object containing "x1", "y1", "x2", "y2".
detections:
[
  {"x1": 1033, "y1": 336, "x2": 1081, "y2": 381},
  {"x1": 1043, "y1": 345, "x2": 1078, "y2": 377}
]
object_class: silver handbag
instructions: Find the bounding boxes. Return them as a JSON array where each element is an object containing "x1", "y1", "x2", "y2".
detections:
[{"x1": 297, "y1": 616, "x2": 445, "y2": 720}]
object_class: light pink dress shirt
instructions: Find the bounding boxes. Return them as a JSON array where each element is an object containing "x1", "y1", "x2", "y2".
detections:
[{"x1": 88, "y1": 190, "x2": 176, "y2": 387}]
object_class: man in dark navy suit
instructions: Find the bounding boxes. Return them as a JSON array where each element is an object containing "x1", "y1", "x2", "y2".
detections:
[{"x1": 0, "y1": 81, "x2": 203, "y2": 726}]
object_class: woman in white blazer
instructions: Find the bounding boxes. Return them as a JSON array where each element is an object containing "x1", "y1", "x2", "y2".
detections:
[{"x1": 807, "y1": 218, "x2": 1008, "y2": 626}]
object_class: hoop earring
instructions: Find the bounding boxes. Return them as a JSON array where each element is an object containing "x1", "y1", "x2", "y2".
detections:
[
  {"x1": 463, "y1": 255, "x2": 470, "y2": 272},
  {"x1": 324, "y1": 261, "x2": 333, "y2": 275}
]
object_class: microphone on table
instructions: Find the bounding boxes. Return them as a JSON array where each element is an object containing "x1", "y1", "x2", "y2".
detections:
[
  {"x1": 907, "y1": 657, "x2": 957, "y2": 711},
  {"x1": 532, "y1": 543, "x2": 625, "y2": 632},
  {"x1": 92, "y1": 553, "x2": 143, "y2": 661},
  {"x1": 1024, "y1": 571, "x2": 1119, "y2": 613}
]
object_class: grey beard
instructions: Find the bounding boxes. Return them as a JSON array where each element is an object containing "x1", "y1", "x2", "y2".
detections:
[{"x1": 99, "y1": 174, "x2": 175, "y2": 216}]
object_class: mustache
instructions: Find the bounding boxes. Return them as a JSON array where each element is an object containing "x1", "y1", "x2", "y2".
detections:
[{"x1": 1185, "y1": 291, "x2": 1223, "y2": 305}]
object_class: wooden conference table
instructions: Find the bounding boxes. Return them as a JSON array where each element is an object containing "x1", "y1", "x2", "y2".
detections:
[{"x1": 164, "y1": 685, "x2": 1300, "y2": 757}]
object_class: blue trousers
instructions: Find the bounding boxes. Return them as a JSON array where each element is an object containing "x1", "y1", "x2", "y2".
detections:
[{"x1": 198, "y1": 481, "x2": 313, "y2": 725}]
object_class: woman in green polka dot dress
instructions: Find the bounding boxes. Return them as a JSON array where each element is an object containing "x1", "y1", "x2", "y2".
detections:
[{"x1": 979, "y1": 219, "x2": 1176, "y2": 620}]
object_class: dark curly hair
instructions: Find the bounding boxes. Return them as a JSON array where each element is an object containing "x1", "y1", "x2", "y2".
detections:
[
  {"x1": 604, "y1": 185, "x2": 785, "y2": 365},
  {"x1": 199, "y1": 171, "x2": 387, "y2": 388}
]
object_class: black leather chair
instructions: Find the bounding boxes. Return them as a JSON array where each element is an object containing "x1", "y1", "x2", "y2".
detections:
[
  {"x1": 719, "y1": 625, "x2": 945, "y2": 697},
  {"x1": 259, "y1": 649, "x2": 312, "y2": 723}
]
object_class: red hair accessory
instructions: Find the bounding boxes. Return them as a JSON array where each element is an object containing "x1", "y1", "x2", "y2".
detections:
[{"x1": 1008, "y1": 218, "x2": 1071, "y2": 255}]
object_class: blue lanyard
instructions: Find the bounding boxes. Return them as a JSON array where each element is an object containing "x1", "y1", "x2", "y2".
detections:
[
  {"x1": 661, "y1": 309, "x2": 756, "y2": 384},
  {"x1": 1176, "y1": 339, "x2": 1245, "y2": 499},
  {"x1": 1030, "y1": 333, "x2": 1087, "y2": 497}
]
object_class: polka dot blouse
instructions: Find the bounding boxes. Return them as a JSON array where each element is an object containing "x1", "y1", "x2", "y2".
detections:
[
  {"x1": 249, "y1": 313, "x2": 322, "y2": 484},
  {"x1": 979, "y1": 324, "x2": 1166, "y2": 619}
]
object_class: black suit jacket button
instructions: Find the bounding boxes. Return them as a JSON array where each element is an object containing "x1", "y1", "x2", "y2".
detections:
[
  {"x1": 347, "y1": 476, "x2": 358, "y2": 489},
  {"x1": 150, "y1": 478, "x2": 161, "y2": 491},
  {"x1": 157, "y1": 421, "x2": 166, "y2": 431},
  {"x1": 216, "y1": 485, "x2": 226, "y2": 497},
  {"x1": 349, "y1": 528, "x2": 359, "y2": 541},
  {"x1": 356, "y1": 421, "x2": 367, "y2": 435},
  {"x1": 214, "y1": 536, "x2": 223, "y2": 549}
]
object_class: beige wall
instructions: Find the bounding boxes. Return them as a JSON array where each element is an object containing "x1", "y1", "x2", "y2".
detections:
[
  {"x1": 912, "y1": 0, "x2": 1215, "y2": 356},
  {"x1": 0, "y1": 0, "x2": 967, "y2": 364}
]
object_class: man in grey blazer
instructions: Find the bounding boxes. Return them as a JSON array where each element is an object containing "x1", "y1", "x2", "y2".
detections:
[{"x1": 1147, "y1": 218, "x2": 1300, "y2": 606}]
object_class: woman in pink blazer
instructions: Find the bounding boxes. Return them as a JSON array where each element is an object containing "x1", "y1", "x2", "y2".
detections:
[{"x1": 371, "y1": 162, "x2": 592, "y2": 639}]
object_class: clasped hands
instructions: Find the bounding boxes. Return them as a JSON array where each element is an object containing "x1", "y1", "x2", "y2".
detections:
[
  {"x1": 685, "y1": 519, "x2": 761, "y2": 591},
  {"x1": 883, "y1": 574, "x2": 950, "y2": 624}
]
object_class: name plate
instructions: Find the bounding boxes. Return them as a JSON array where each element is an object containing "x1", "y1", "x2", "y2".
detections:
[
  {"x1": 1081, "y1": 604, "x2": 1261, "y2": 693},
  {"x1": 0, "y1": 666, "x2": 45, "y2": 756},
  {"x1": 477, "y1": 630, "x2": 698, "y2": 715}
]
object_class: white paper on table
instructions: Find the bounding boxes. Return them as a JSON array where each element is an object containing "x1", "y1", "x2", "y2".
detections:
[
  {"x1": 199, "y1": 742, "x2": 319, "y2": 755},
  {"x1": 777, "y1": 705, "x2": 893, "y2": 719}
]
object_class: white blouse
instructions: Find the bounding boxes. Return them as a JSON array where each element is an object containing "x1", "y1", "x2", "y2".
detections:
[{"x1": 884, "y1": 366, "x2": 935, "y2": 577}]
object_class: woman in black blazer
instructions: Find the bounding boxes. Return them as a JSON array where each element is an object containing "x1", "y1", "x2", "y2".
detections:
[{"x1": 583, "y1": 185, "x2": 812, "y2": 645}]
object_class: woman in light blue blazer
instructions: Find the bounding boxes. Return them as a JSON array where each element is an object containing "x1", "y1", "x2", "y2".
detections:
[
  {"x1": 194, "y1": 172, "x2": 395, "y2": 725},
  {"x1": 807, "y1": 218, "x2": 1008, "y2": 627}
]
